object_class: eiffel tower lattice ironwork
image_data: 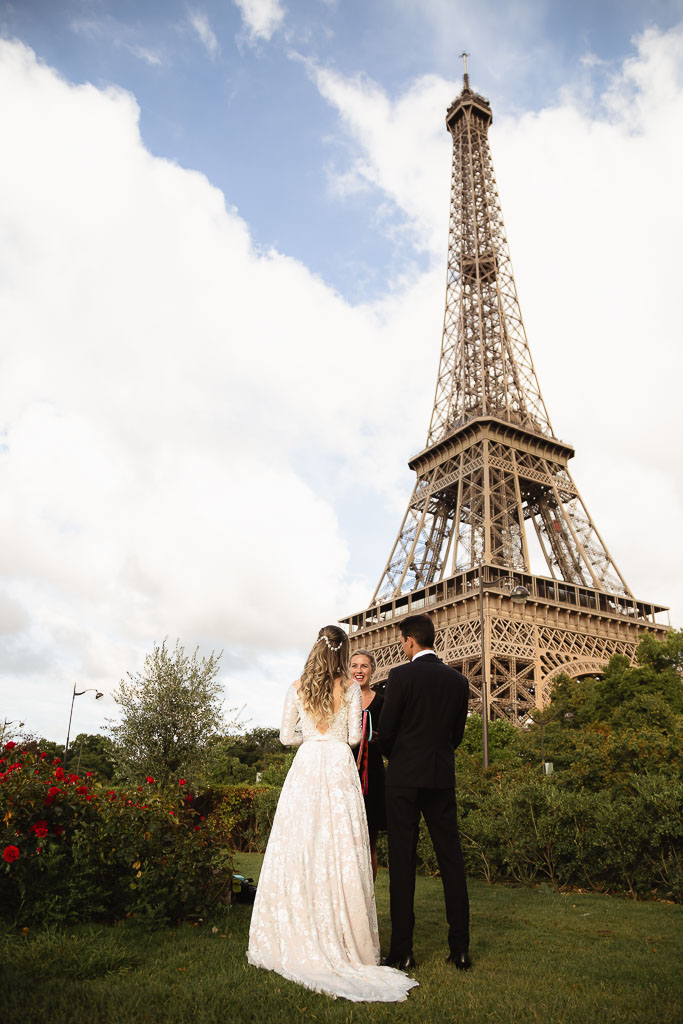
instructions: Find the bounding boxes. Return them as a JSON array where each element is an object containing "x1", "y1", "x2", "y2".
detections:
[{"x1": 341, "y1": 65, "x2": 669, "y2": 722}]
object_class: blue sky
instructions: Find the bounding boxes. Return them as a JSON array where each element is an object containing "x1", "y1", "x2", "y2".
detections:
[{"x1": 1, "y1": 0, "x2": 682, "y2": 741}]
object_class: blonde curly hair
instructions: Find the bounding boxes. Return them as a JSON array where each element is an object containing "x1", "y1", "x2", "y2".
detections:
[{"x1": 299, "y1": 625, "x2": 349, "y2": 722}]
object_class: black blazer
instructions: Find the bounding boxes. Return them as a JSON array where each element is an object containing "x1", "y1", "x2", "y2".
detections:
[{"x1": 378, "y1": 653, "x2": 469, "y2": 789}]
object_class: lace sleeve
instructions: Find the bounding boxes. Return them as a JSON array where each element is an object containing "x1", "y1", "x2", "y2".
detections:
[
  {"x1": 280, "y1": 685, "x2": 303, "y2": 746},
  {"x1": 346, "y1": 682, "x2": 363, "y2": 747}
]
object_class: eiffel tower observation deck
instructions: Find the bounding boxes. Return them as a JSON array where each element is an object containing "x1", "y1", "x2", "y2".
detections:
[{"x1": 340, "y1": 62, "x2": 669, "y2": 727}]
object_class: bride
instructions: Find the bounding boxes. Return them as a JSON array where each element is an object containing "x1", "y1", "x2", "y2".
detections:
[{"x1": 246, "y1": 625, "x2": 418, "y2": 1003}]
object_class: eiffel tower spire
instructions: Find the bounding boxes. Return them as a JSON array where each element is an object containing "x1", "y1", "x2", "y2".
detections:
[
  {"x1": 428, "y1": 72, "x2": 552, "y2": 446},
  {"x1": 341, "y1": 67, "x2": 669, "y2": 722}
]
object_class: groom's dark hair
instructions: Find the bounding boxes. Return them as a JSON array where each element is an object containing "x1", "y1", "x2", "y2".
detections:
[{"x1": 400, "y1": 614, "x2": 435, "y2": 649}]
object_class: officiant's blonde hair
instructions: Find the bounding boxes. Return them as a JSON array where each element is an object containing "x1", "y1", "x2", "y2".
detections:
[{"x1": 299, "y1": 625, "x2": 349, "y2": 722}]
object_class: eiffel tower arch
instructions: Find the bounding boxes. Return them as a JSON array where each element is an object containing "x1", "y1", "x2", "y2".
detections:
[{"x1": 340, "y1": 66, "x2": 669, "y2": 724}]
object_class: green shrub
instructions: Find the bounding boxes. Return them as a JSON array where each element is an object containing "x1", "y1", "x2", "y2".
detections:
[
  {"x1": 0, "y1": 742, "x2": 232, "y2": 927},
  {"x1": 203, "y1": 784, "x2": 282, "y2": 853}
]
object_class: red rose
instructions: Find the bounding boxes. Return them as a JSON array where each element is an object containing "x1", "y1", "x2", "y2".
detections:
[
  {"x1": 54, "y1": 767, "x2": 65, "y2": 781},
  {"x1": 36, "y1": 847, "x2": 42, "y2": 854},
  {"x1": 86, "y1": 771, "x2": 93, "y2": 777},
  {"x1": 3, "y1": 845, "x2": 20, "y2": 862},
  {"x1": 69, "y1": 774, "x2": 80, "y2": 783},
  {"x1": 138, "y1": 786, "x2": 143, "y2": 792},
  {"x1": 85, "y1": 795, "x2": 93, "y2": 802},
  {"x1": 77, "y1": 785, "x2": 88, "y2": 795},
  {"x1": 40, "y1": 752, "x2": 48, "y2": 759},
  {"x1": 45, "y1": 785, "x2": 61, "y2": 806},
  {"x1": 4, "y1": 741, "x2": 17, "y2": 750},
  {"x1": 169, "y1": 810, "x2": 175, "y2": 815},
  {"x1": 178, "y1": 778, "x2": 186, "y2": 786},
  {"x1": 30, "y1": 820, "x2": 49, "y2": 838},
  {"x1": 52, "y1": 758, "x2": 60, "y2": 765},
  {"x1": 107, "y1": 790, "x2": 116, "y2": 801},
  {"x1": 146, "y1": 776, "x2": 155, "y2": 784},
  {"x1": 193, "y1": 825, "x2": 200, "y2": 831}
]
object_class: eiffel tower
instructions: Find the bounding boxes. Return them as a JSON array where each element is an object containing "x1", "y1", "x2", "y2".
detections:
[{"x1": 341, "y1": 60, "x2": 669, "y2": 724}]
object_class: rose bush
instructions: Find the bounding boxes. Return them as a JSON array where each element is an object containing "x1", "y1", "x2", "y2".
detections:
[{"x1": 0, "y1": 743, "x2": 232, "y2": 927}]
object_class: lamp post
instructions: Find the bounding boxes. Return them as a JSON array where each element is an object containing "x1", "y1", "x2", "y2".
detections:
[
  {"x1": 64, "y1": 684, "x2": 103, "y2": 765},
  {"x1": 530, "y1": 707, "x2": 573, "y2": 774},
  {"x1": 1, "y1": 719, "x2": 24, "y2": 745},
  {"x1": 479, "y1": 573, "x2": 530, "y2": 769}
]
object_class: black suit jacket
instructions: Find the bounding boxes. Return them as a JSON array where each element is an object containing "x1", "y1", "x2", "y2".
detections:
[{"x1": 378, "y1": 653, "x2": 469, "y2": 789}]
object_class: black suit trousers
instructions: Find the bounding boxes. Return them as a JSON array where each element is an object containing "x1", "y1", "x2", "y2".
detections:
[{"x1": 386, "y1": 786, "x2": 469, "y2": 958}]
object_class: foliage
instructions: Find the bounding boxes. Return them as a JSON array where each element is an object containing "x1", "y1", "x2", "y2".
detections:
[
  {"x1": 199, "y1": 738, "x2": 256, "y2": 786},
  {"x1": 64, "y1": 733, "x2": 117, "y2": 780},
  {"x1": 196, "y1": 727, "x2": 290, "y2": 787},
  {"x1": 457, "y1": 713, "x2": 521, "y2": 764},
  {"x1": 0, "y1": 742, "x2": 232, "y2": 927},
  {"x1": 217, "y1": 727, "x2": 283, "y2": 769},
  {"x1": 542, "y1": 629, "x2": 683, "y2": 730},
  {"x1": 24, "y1": 734, "x2": 118, "y2": 781},
  {"x1": 257, "y1": 749, "x2": 295, "y2": 787},
  {"x1": 203, "y1": 784, "x2": 282, "y2": 853},
  {"x1": 109, "y1": 639, "x2": 227, "y2": 787}
]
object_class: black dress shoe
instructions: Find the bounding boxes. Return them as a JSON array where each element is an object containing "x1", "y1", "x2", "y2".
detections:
[
  {"x1": 446, "y1": 950, "x2": 472, "y2": 970},
  {"x1": 380, "y1": 954, "x2": 416, "y2": 970}
]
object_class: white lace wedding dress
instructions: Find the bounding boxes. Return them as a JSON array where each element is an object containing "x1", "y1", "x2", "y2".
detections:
[{"x1": 246, "y1": 681, "x2": 418, "y2": 1002}]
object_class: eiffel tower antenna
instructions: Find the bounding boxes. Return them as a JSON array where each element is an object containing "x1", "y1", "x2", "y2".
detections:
[
  {"x1": 341, "y1": 65, "x2": 669, "y2": 727},
  {"x1": 460, "y1": 51, "x2": 469, "y2": 89}
]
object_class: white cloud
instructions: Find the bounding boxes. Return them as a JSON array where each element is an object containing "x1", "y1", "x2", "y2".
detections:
[
  {"x1": 307, "y1": 26, "x2": 683, "y2": 625},
  {"x1": 70, "y1": 16, "x2": 164, "y2": 66},
  {"x1": 0, "y1": 39, "x2": 430, "y2": 739},
  {"x1": 302, "y1": 60, "x2": 453, "y2": 255},
  {"x1": 233, "y1": 0, "x2": 286, "y2": 44},
  {"x1": 127, "y1": 45, "x2": 163, "y2": 66},
  {"x1": 188, "y1": 8, "x2": 219, "y2": 58},
  {"x1": 2, "y1": 23, "x2": 682, "y2": 743}
]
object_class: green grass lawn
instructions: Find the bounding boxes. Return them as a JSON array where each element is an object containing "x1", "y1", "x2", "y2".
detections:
[{"x1": 1, "y1": 853, "x2": 680, "y2": 1023}]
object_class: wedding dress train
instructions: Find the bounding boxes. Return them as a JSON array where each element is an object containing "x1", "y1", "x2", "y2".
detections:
[{"x1": 246, "y1": 681, "x2": 417, "y2": 1002}]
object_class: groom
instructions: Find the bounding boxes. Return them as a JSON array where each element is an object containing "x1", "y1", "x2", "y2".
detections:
[{"x1": 378, "y1": 613, "x2": 471, "y2": 970}]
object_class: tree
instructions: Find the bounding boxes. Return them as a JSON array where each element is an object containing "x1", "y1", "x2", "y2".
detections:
[
  {"x1": 65, "y1": 733, "x2": 117, "y2": 779},
  {"x1": 218, "y1": 726, "x2": 283, "y2": 769},
  {"x1": 18, "y1": 733, "x2": 117, "y2": 781},
  {"x1": 457, "y1": 714, "x2": 521, "y2": 765},
  {"x1": 200, "y1": 736, "x2": 257, "y2": 786},
  {"x1": 109, "y1": 639, "x2": 226, "y2": 786},
  {"x1": 545, "y1": 629, "x2": 683, "y2": 730},
  {"x1": 197, "y1": 726, "x2": 287, "y2": 786}
]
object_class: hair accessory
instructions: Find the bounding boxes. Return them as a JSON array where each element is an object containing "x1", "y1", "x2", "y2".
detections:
[{"x1": 318, "y1": 634, "x2": 344, "y2": 652}]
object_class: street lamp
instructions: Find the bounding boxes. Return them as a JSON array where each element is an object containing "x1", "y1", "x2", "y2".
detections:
[
  {"x1": 529, "y1": 707, "x2": 573, "y2": 774},
  {"x1": 479, "y1": 573, "x2": 530, "y2": 769},
  {"x1": 1, "y1": 719, "x2": 24, "y2": 744},
  {"x1": 64, "y1": 684, "x2": 103, "y2": 765}
]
